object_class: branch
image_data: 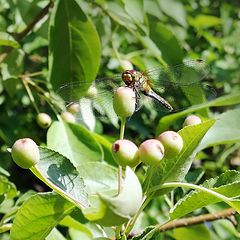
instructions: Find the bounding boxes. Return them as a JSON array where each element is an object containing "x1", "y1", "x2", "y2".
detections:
[
  {"x1": 0, "y1": 1, "x2": 53, "y2": 63},
  {"x1": 129, "y1": 208, "x2": 237, "y2": 239},
  {"x1": 15, "y1": 1, "x2": 53, "y2": 42},
  {"x1": 159, "y1": 208, "x2": 237, "y2": 232}
]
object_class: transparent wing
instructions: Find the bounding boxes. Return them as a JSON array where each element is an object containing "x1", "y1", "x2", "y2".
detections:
[
  {"x1": 143, "y1": 82, "x2": 216, "y2": 113},
  {"x1": 56, "y1": 75, "x2": 122, "y2": 106},
  {"x1": 141, "y1": 59, "x2": 215, "y2": 112},
  {"x1": 55, "y1": 75, "x2": 123, "y2": 127},
  {"x1": 145, "y1": 59, "x2": 210, "y2": 87}
]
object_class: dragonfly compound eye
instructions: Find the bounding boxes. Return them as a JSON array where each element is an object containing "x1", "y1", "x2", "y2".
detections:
[{"x1": 122, "y1": 72, "x2": 133, "y2": 85}]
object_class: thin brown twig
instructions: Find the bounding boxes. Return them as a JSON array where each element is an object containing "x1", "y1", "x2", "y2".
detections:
[
  {"x1": 159, "y1": 208, "x2": 237, "y2": 232},
  {"x1": 129, "y1": 208, "x2": 237, "y2": 238},
  {"x1": 0, "y1": 1, "x2": 53, "y2": 63},
  {"x1": 15, "y1": 1, "x2": 53, "y2": 42}
]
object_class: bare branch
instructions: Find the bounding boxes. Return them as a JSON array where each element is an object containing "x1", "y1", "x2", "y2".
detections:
[{"x1": 159, "y1": 208, "x2": 237, "y2": 232}]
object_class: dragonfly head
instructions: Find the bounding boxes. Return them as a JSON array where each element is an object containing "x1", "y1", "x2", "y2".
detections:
[{"x1": 122, "y1": 69, "x2": 139, "y2": 86}]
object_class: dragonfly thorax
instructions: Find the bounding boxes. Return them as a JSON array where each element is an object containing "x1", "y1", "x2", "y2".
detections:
[{"x1": 122, "y1": 69, "x2": 142, "y2": 87}]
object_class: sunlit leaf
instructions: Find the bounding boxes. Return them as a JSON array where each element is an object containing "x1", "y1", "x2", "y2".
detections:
[{"x1": 49, "y1": 0, "x2": 101, "y2": 90}]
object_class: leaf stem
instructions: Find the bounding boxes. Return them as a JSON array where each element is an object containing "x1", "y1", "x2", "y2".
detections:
[
  {"x1": 124, "y1": 194, "x2": 151, "y2": 236},
  {"x1": 22, "y1": 78, "x2": 40, "y2": 113},
  {"x1": 118, "y1": 117, "x2": 126, "y2": 195},
  {"x1": 148, "y1": 182, "x2": 233, "y2": 203}
]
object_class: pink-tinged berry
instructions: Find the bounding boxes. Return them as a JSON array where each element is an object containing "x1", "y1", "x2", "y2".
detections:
[
  {"x1": 61, "y1": 111, "x2": 76, "y2": 123},
  {"x1": 138, "y1": 139, "x2": 164, "y2": 165},
  {"x1": 67, "y1": 103, "x2": 80, "y2": 114},
  {"x1": 11, "y1": 138, "x2": 40, "y2": 169},
  {"x1": 183, "y1": 115, "x2": 202, "y2": 127},
  {"x1": 157, "y1": 131, "x2": 183, "y2": 158},
  {"x1": 36, "y1": 113, "x2": 52, "y2": 129},
  {"x1": 113, "y1": 87, "x2": 136, "y2": 118},
  {"x1": 112, "y1": 139, "x2": 139, "y2": 167}
]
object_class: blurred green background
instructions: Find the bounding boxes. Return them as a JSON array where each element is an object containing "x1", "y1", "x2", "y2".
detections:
[{"x1": 0, "y1": 0, "x2": 240, "y2": 239}]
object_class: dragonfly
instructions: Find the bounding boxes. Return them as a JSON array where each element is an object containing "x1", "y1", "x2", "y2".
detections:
[{"x1": 56, "y1": 59, "x2": 215, "y2": 127}]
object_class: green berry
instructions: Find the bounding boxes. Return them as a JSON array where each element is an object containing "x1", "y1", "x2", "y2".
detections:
[
  {"x1": 183, "y1": 115, "x2": 202, "y2": 127},
  {"x1": 157, "y1": 131, "x2": 183, "y2": 158},
  {"x1": 36, "y1": 113, "x2": 52, "y2": 128},
  {"x1": 139, "y1": 139, "x2": 164, "y2": 165},
  {"x1": 61, "y1": 111, "x2": 76, "y2": 123},
  {"x1": 86, "y1": 86, "x2": 98, "y2": 98},
  {"x1": 11, "y1": 138, "x2": 40, "y2": 169},
  {"x1": 67, "y1": 103, "x2": 80, "y2": 114},
  {"x1": 113, "y1": 87, "x2": 136, "y2": 118},
  {"x1": 112, "y1": 139, "x2": 139, "y2": 168}
]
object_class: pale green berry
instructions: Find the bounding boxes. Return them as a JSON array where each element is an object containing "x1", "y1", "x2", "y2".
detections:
[
  {"x1": 11, "y1": 138, "x2": 40, "y2": 169},
  {"x1": 139, "y1": 139, "x2": 164, "y2": 165},
  {"x1": 36, "y1": 113, "x2": 52, "y2": 128},
  {"x1": 183, "y1": 115, "x2": 202, "y2": 127},
  {"x1": 157, "y1": 131, "x2": 183, "y2": 158},
  {"x1": 86, "y1": 85, "x2": 98, "y2": 98},
  {"x1": 67, "y1": 103, "x2": 80, "y2": 114},
  {"x1": 113, "y1": 87, "x2": 136, "y2": 118},
  {"x1": 112, "y1": 139, "x2": 139, "y2": 168},
  {"x1": 61, "y1": 111, "x2": 76, "y2": 123}
]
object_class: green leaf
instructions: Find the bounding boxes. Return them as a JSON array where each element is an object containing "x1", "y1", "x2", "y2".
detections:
[
  {"x1": 46, "y1": 228, "x2": 66, "y2": 240},
  {"x1": 104, "y1": 2, "x2": 136, "y2": 30},
  {"x1": 149, "y1": 21, "x2": 183, "y2": 64},
  {"x1": 60, "y1": 216, "x2": 92, "y2": 237},
  {"x1": 31, "y1": 147, "x2": 88, "y2": 208},
  {"x1": 77, "y1": 162, "x2": 118, "y2": 194},
  {"x1": 189, "y1": 15, "x2": 221, "y2": 29},
  {"x1": 157, "y1": 92, "x2": 240, "y2": 133},
  {"x1": 158, "y1": 0, "x2": 187, "y2": 27},
  {"x1": 146, "y1": 120, "x2": 215, "y2": 194},
  {"x1": 173, "y1": 224, "x2": 211, "y2": 240},
  {"x1": 145, "y1": 1, "x2": 165, "y2": 22},
  {"x1": 92, "y1": 132, "x2": 116, "y2": 166},
  {"x1": 2, "y1": 77, "x2": 19, "y2": 97},
  {"x1": 18, "y1": 0, "x2": 40, "y2": 24},
  {"x1": 124, "y1": 0, "x2": 144, "y2": 24},
  {"x1": 196, "y1": 108, "x2": 240, "y2": 150},
  {"x1": 0, "y1": 175, "x2": 18, "y2": 200},
  {"x1": 82, "y1": 167, "x2": 142, "y2": 226},
  {"x1": 47, "y1": 121, "x2": 102, "y2": 168},
  {"x1": 0, "y1": 32, "x2": 20, "y2": 48},
  {"x1": 99, "y1": 167, "x2": 142, "y2": 218},
  {"x1": 10, "y1": 193, "x2": 74, "y2": 240},
  {"x1": 170, "y1": 170, "x2": 240, "y2": 220},
  {"x1": 49, "y1": 0, "x2": 101, "y2": 90}
]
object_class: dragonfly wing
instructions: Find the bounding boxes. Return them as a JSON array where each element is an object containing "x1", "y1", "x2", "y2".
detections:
[
  {"x1": 145, "y1": 59, "x2": 210, "y2": 86},
  {"x1": 56, "y1": 75, "x2": 122, "y2": 127}
]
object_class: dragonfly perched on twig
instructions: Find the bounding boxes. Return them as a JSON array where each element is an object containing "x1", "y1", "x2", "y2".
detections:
[{"x1": 57, "y1": 59, "x2": 215, "y2": 128}]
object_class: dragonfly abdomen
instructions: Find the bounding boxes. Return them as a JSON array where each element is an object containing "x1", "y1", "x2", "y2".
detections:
[{"x1": 142, "y1": 89, "x2": 173, "y2": 112}]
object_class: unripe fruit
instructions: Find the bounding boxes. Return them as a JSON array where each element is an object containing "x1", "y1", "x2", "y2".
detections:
[
  {"x1": 112, "y1": 140, "x2": 139, "y2": 167},
  {"x1": 183, "y1": 115, "x2": 202, "y2": 127},
  {"x1": 61, "y1": 111, "x2": 76, "y2": 123},
  {"x1": 36, "y1": 113, "x2": 52, "y2": 128},
  {"x1": 86, "y1": 86, "x2": 98, "y2": 98},
  {"x1": 11, "y1": 138, "x2": 40, "y2": 169},
  {"x1": 139, "y1": 139, "x2": 164, "y2": 165},
  {"x1": 113, "y1": 87, "x2": 136, "y2": 118},
  {"x1": 157, "y1": 131, "x2": 183, "y2": 159},
  {"x1": 67, "y1": 103, "x2": 80, "y2": 114}
]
